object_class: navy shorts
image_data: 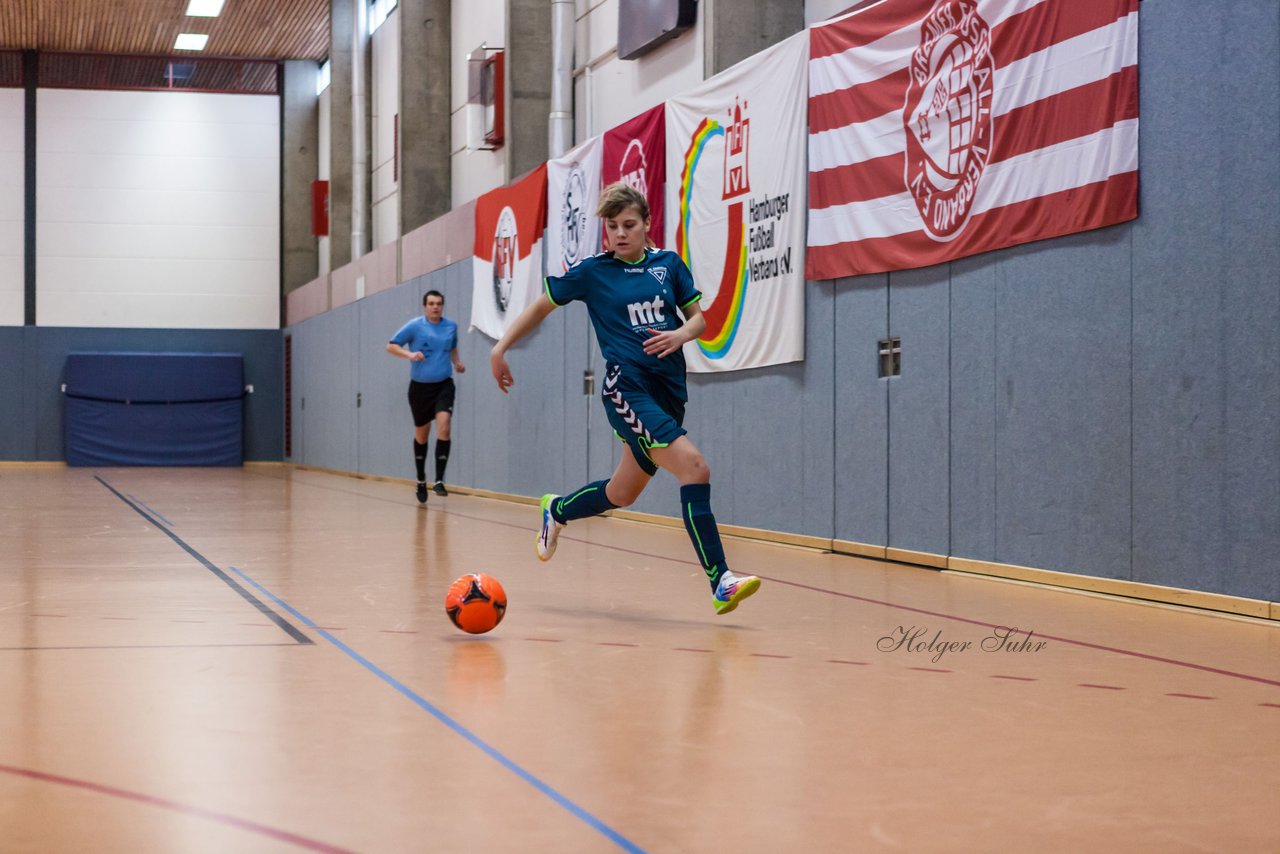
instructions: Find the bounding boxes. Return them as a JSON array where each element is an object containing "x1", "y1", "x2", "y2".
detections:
[
  {"x1": 408, "y1": 378, "x2": 455, "y2": 426},
  {"x1": 600, "y1": 364, "x2": 687, "y2": 476}
]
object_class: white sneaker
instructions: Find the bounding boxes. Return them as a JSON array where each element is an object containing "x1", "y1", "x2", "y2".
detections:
[
  {"x1": 713, "y1": 571, "x2": 761, "y2": 615},
  {"x1": 536, "y1": 494, "x2": 565, "y2": 561}
]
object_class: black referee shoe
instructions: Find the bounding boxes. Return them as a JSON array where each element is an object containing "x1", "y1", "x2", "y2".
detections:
[
  {"x1": 416, "y1": 482, "x2": 428, "y2": 504},
  {"x1": 433, "y1": 482, "x2": 448, "y2": 497}
]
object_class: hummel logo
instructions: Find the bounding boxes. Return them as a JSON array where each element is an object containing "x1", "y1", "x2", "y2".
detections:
[
  {"x1": 623, "y1": 267, "x2": 644, "y2": 273},
  {"x1": 627, "y1": 296, "x2": 666, "y2": 327}
]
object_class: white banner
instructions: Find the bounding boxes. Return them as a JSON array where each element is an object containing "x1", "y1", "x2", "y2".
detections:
[
  {"x1": 545, "y1": 137, "x2": 603, "y2": 277},
  {"x1": 470, "y1": 165, "x2": 547, "y2": 340},
  {"x1": 665, "y1": 32, "x2": 808, "y2": 372}
]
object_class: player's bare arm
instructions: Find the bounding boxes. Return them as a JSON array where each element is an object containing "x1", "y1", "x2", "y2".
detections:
[{"x1": 490, "y1": 293, "x2": 558, "y2": 393}]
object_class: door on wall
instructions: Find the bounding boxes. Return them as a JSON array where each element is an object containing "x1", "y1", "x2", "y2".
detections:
[
  {"x1": 884, "y1": 267, "x2": 951, "y2": 562},
  {"x1": 831, "y1": 269, "x2": 950, "y2": 560}
]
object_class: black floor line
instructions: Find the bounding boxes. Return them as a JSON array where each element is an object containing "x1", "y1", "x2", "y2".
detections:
[{"x1": 94, "y1": 475, "x2": 312, "y2": 646}]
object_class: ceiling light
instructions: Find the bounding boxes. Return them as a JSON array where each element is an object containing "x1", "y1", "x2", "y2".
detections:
[
  {"x1": 174, "y1": 33, "x2": 210, "y2": 51},
  {"x1": 185, "y1": 0, "x2": 227, "y2": 16}
]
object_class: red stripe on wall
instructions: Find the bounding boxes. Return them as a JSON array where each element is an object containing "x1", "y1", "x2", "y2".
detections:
[
  {"x1": 809, "y1": 66, "x2": 909, "y2": 136},
  {"x1": 809, "y1": 0, "x2": 934, "y2": 60},
  {"x1": 810, "y1": 68, "x2": 1135, "y2": 212},
  {"x1": 805, "y1": 170, "x2": 1138, "y2": 280}
]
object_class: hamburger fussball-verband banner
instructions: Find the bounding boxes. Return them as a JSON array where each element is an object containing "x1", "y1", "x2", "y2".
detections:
[{"x1": 666, "y1": 32, "x2": 808, "y2": 373}]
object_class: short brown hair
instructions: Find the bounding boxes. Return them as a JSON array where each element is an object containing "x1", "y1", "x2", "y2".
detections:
[{"x1": 596, "y1": 182, "x2": 650, "y2": 221}]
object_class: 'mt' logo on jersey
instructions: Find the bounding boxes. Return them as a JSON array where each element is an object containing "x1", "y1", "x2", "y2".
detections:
[{"x1": 627, "y1": 295, "x2": 666, "y2": 328}]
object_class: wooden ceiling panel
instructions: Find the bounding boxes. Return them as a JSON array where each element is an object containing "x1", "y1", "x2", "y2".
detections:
[{"x1": 0, "y1": 0, "x2": 329, "y2": 61}]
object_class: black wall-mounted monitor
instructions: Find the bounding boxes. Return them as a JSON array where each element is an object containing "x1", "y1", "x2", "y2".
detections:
[{"x1": 618, "y1": 0, "x2": 698, "y2": 60}]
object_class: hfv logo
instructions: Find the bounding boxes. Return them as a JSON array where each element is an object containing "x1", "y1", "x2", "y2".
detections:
[
  {"x1": 626, "y1": 295, "x2": 666, "y2": 327},
  {"x1": 618, "y1": 138, "x2": 648, "y2": 194},
  {"x1": 491, "y1": 207, "x2": 518, "y2": 312},
  {"x1": 723, "y1": 97, "x2": 750, "y2": 201}
]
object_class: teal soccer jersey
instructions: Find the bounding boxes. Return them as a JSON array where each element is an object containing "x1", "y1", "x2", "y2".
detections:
[
  {"x1": 389, "y1": 316, "x2": 458, "y2": 383},
  {"x1": 544, "y1": 248, "x2": 702, "y2": 386}
]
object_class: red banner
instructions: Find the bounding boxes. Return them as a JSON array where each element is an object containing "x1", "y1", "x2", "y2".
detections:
[
  {"x1": 471, "y1": 164, "x2": 547, "y2": 339},
  {"x1": 601, "y1": 104, "x2": 666, "y2": 249},
  {"x1": 807, "y1": 0, "x2": 1139, "y2": 280}
]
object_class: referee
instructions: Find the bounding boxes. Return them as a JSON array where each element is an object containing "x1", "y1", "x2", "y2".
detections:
[{"x1": 386, "y1": 290, "x2": 465, "y2": 503}]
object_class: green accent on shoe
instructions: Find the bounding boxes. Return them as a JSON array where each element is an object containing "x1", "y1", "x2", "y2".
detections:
[
  {"x1": 536, "y1": 493, "x2": 563, "y2": 562},
  {"x1": 714, "y1": 576, "x2": 761, "y2": 616}
]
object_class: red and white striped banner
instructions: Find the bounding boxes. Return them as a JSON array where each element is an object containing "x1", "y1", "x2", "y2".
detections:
[{"x1": 806, "y1": 0, "x2": 1139, "y2": 280}]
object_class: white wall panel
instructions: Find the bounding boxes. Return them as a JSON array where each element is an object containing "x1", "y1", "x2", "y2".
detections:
[
  {"x1": 36, "y1": 89, "x2": 279, "y2": 329},
  {"x1": 576, "y1": 0, "x2": 704, "y2": 137},
  {"x1": 318, "y1": 86, "x2": 332, "y2": 275},
  {"x1": 0, "y1": 89, "x2": 23, "y2": 327},
  {"x1": 450, "y1": 0, "x2": 506, "y2": 207},
  {"x1": 372, "y1": 8, "x2": 400, "y2": 246},
  {"x1": 806, "y1": 0, "x2": 857, "y2": 26}
]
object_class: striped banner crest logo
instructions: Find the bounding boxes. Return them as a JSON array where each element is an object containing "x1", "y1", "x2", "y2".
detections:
[{"x1": 807, "y1": 0, "x2": 1140, "y2": 280}]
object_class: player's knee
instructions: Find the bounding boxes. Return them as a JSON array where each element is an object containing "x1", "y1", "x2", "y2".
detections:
[{"x1": 687, "y1": 454, "x2": 711, "y2": 483}]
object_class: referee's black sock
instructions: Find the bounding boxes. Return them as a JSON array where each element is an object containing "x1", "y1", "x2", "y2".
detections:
[
  {"x1": 434, "y1": 439, "x2": 451, "y2": 483},
  {"x1": 413, "y1": 440, "x2": 427, "y2": 482}
]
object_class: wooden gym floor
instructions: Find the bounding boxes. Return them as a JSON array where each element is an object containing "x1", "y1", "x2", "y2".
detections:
[{"x1": 1, "y1": 465, "x2": 1277, "y2": 852}]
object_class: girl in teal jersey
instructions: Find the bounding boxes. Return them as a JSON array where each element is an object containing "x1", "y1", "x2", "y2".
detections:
[{"x1": 489, "y1": 183, "x2": 760, "y2": 616}]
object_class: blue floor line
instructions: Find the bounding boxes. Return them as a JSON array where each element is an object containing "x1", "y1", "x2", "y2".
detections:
[{"x1": 226, "y1": 565, "x2": 647, "y2": 854}]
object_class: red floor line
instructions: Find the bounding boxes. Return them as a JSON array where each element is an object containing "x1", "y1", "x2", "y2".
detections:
[
  {"x1": 827, "y1": 659, "x2": 871, "y2": 666},
  {"x1": 1078, "y1": 684, "x2": 1126, "y2": 691},
  {"x1": 908, "y1": 667, "x2": 952, "y2": 673},
  {"x1": 750, "y1": 653, "x2": 792, "y2": 659},
  {"x1": 524, "y1": 637, "x2": 563, "y2": 643},
  {"x1": 261, "y1": 472, "x2": 1280, "y2": 689},
  {"x1": 0, "y1": 763, "x2": 354, "y2": 853},
  {"x1": 990, "y1": 675, "x2": 1038, "y2": 682},
  {"x1": 1166, "y1": 693, "x2": 1216, "y2": 700},
  {"x1": 673, "y1": 648, "x2": 711, "y2": 654},
  {"x1": 597, "y1": 642, "x2": 640, "y2": 648},
  {"x1": 1260, "y1": 703, "x2": 1280, "y2": 709}
]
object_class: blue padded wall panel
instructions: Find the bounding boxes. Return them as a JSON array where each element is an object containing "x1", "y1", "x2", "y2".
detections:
[
  {"x1": 581, "y1": 302, "x2": 615, "y2": 486},
  {"x1": 832, "y1": 274, "x2": 889, "y2": 547},
  {"x1": 1130, "y1": 0, "x2": 1280, "y2": 600},
  {"x1": 298, "y1": 305, "x2": 358, "y2": 473},
  {"x1": 21, "y1": 328, "x2": 281, "y2": 462},
  {"x1": 358, "y1": 283, "x2": 421, "y2": 482},
  {"x1": 888, "y1": 266, "x2": 949, "y2": 555},
  {"x1": 436, "y1": 263, "x2": 477, "y2": 491},
  {"x1": 0, "y1": 328, "x2": 33, "y2": 460},
  {"x1": 994, "y1": 229, "x2": 1132, "y2": 580},
  {"x1": 800, "y1": 280, "x2": 836, "y2": 539},
  {"x1": 948, "y1": 256, "x2": 998, "y2": 561},
  {"x1": 671, "y1": 373, "x2": 735, "y2": 523}
]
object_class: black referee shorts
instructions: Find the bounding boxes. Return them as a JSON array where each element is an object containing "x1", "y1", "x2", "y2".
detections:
[{"x1": 408, "y1": 378, "x2": 456, "y2": 426}]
